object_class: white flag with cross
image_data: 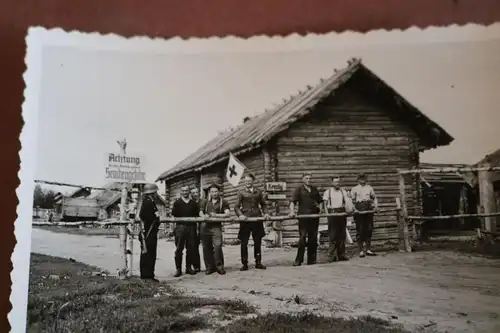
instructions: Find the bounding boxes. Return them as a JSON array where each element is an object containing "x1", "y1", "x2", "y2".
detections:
[{"x1": 226, "y1": 153, "x2": 245, "y2": 187}]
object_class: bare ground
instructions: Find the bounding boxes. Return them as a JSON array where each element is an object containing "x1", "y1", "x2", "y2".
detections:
[
  {"x1": 30, "y1": 228, "x2": 500, "y2": 332},
  {"x1": 165, "y1": 247, "x2": 500, "y2": 333}
]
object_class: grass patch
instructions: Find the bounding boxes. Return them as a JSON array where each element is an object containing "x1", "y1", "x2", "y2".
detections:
[
  {"x1": 27, "y1": 253, "x2": 254, "y2": 333},
  {"x1": 218, "y1": 312, "x2": 410, "y2": 333},
  {"x1": 28, "y1": 253, "x2": 412, "y2": 333}
]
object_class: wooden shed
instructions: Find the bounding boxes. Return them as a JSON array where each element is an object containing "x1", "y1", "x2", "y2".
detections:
[
  {"x1": 474, "y1": 148, "x2": 500, "y2": 233},
  {"x1": 156, "y1": 58, "x2": 454, "y2": 246},
  {"x1": 419, "y1": 162, "x2": 479, "y2": 238}
]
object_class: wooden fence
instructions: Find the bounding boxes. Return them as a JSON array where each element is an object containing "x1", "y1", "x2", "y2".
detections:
[
  {"x1": 34, "y1": 167, "x2": 500, "y2": 279},
  {"x1": 397, "y1": 165, "x2": 500, "y2": 251}
]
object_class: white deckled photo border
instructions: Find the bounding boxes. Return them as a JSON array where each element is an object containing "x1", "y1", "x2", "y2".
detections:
[{"x1": 12, "y1": 23, "x2": 500, "y2": 333}]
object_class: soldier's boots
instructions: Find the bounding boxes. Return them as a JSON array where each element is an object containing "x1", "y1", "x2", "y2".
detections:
[
  {"x1": 240, "y1": 261, "x2": 266, "y2": 271},
  {"x1": 240, "y1": 261, "x2": 249, "y2": 271},
  {"x1": 185, "y1": 267, "x2": 196, "y2": 275},
  {"x1": 174, "y1": 256, "x2": 183, "y2": 277},
  {"x1": 255, "y1": 262, "x2": 266, "y2": 270}
]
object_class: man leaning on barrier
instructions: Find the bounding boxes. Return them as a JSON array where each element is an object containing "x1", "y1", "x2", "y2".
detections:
[
  {"x1": 351, "y1": 173, "x2": 379, "y2": 258},
  {"x1": 199, "y1": 183, "x2": 230, "y2": 275},
  {"x1": 289, "y1": 172, "x2": 324, "y2": 266},
  {"x1": 171, "y1": 185, "x2": 198, "y2": 277},
  {"x1": 137, "y1": 183, "x2": 161, "y2": 282},
  {"x1": 235, "y1": 174, "x2": 270, "y2": 271},
  {"x1": 323, "y1": 176, "x2": 353, "y2": 262}
]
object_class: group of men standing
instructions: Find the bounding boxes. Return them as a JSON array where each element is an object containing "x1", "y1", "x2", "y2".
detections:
[
  {"x1": 289, "y1": 172, "x2": 379, "y2": 267},
  {"x1": 169, "y1": 174, "x2": 268, "y2": 277},
  {"x1": 136, "y1": 172, "x2": 379, "y2": 281}
]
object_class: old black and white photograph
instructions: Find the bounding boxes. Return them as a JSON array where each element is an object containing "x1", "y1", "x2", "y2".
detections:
[{"x1": 12, "y1": 24, "x2": 500, "y2": 332}]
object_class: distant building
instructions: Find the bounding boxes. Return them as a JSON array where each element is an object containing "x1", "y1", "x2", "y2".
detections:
[{"x1": 53, "y1": 181, "x2": 167, "y2": 222}]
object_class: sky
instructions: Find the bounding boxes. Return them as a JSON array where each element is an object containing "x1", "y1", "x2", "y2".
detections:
[{"x1": 32, "y1": 25, "x2": 500, "y2": 195}]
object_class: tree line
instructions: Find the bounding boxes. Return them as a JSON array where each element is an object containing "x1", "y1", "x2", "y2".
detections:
[{"x1": 33, "y1": 184, "x2": 58, "y2": 209}]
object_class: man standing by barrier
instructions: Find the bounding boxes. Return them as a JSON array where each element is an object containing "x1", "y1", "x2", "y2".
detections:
[
  {"x1": 189, "y1": 186, "x2": 202, "y2": 273},
  {"x1": 138, "y1": 183, "x2": 161, "y2": 282},
  {"x1": 289, "y1": 173, "x2": 324, "y2": 266},
  {"x1": 171, "y1": 185, "x2": 198, "y2": 277},
  {"x1": 235, "y1": 174, "x2": 270, "y2": 271},
  {"x1": 199, "y1": 183, "x2": 230, "y2": 275},
  {"x1": 323, "y1": 176, "x2": 353, "y2": 262},
  {"x1": 351, "y1": 173, "x2": 379, "y2": 258}
]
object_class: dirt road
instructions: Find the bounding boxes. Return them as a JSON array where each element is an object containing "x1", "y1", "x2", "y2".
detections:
[
  {"x1": 32, "y1": 228, "x2": 500, "y2": 333},
  {"x1": 160, "y1": 248, "x2": 499, "y2": 333}
]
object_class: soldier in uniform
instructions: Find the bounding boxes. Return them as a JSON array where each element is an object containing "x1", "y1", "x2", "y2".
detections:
[
  {"x1": 189, "y1": 186, "x2": 202, "y2": 273},
  {"x1": 351, "y1": 173, "x2": 379, "y2": 258},
  {"x1": 289, "y1": 173, "x2": 324, "y2": 266},
  {"x1": 171, "y1": 185, "x2": 198, "y2": 277},
  {"x1": 234, "y1": 174, "x2": 270, "y2": 271},
  {"x1": 138, "y1": 183, "x2": 161, "y2": 282},
  {"x1": 199, "y1": 183, "x2": 230, "y2": 275}
]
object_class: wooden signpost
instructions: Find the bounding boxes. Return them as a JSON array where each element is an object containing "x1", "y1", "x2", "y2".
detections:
[{"x1": 107, "y1": 138, "x2": 146, "y2": 279}]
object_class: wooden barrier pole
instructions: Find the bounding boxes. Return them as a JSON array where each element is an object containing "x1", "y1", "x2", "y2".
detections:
[
  {"x1": 398, "y1": 172, "x2": 411, "y2": 252},
  {"x1": 119, "y1": 184, "x2": 128, "y2": 279}
]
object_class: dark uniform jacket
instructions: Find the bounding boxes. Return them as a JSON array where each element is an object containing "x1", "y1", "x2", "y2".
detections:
[
  {"x1": 235, "y1": 188, "x2": 267, "y2": 240},
  {"x1": 292, "y1": 185, "x2": 322, "y2": 215},
  {"x1": 234, "y1": 188, "x2": 267, "y2": 217},
  {"x1": 139, "y1": 195, "x2": 160, "y2": 235}
]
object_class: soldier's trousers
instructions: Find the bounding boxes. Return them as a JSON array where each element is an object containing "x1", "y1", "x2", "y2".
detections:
[
  {"x1": 327, "y1": 208, "x2": 347, "y2": 260},
  {"x1": 191, "y1": 223, "x2": 201, "y2": 270},
  {"x1": 354, "y1": 201, "x2": 374, "y2": 249},
  {"x1": 295, "y1": 218, "x2": 319, "y2": 264},
  {"x1": 238, "y1": 222, "x2": 265, "y2": 264},
  {"x1": 174, "y1": 224, "x2": 197, "y2": 270},
  {"x1": 201, "y1": 224, "x2": 224, "y2": 271},
  {"x1": 139, "y1": 231, "x2": 158, "y2": 279}
]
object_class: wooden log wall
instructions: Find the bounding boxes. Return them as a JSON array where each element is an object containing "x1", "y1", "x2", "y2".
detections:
[
  {"x1": 221, "y1": 150, "x2": 265, "y2": 244},
  {"x1": 275, "y1": 86, "x2": 420, "y2": 245}
]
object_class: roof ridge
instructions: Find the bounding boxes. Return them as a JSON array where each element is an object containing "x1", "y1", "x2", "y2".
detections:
[
  {"x1": 157, "y1": 57, "x2": 451, "y2": 182},
  {"x1": 156, "y1": 58, "x2": 363, "y2": 182}
]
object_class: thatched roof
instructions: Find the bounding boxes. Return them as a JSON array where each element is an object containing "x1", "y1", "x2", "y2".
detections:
[
  {"x1": 477, "y1": 148, "x2": 500, "y2": 166},
  {"x1": 87, "y1": 181, "x2": 167, "y2": 209},
  {"x1": 157, "y1": 58, "x2": 454, "y2": 182}
]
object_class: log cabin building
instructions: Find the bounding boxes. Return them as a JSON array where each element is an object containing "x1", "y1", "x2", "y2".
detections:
[{"x1": 156, "y1": 58, "x2": 454, "y2": 246}]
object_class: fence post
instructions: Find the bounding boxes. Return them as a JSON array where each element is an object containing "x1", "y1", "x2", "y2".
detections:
[
  {"x1": 126, "y1": 225, "x2": 133, "y2": 277},
  {"x1": 396, "y1": 197, "x2": 404, "y2": 252},
  {"x1": 398, "y1": 172, "x2": 412, "y2": 252},
  {"x1": 119, "y1": 184, "x2": 128, "y2": 278}
]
